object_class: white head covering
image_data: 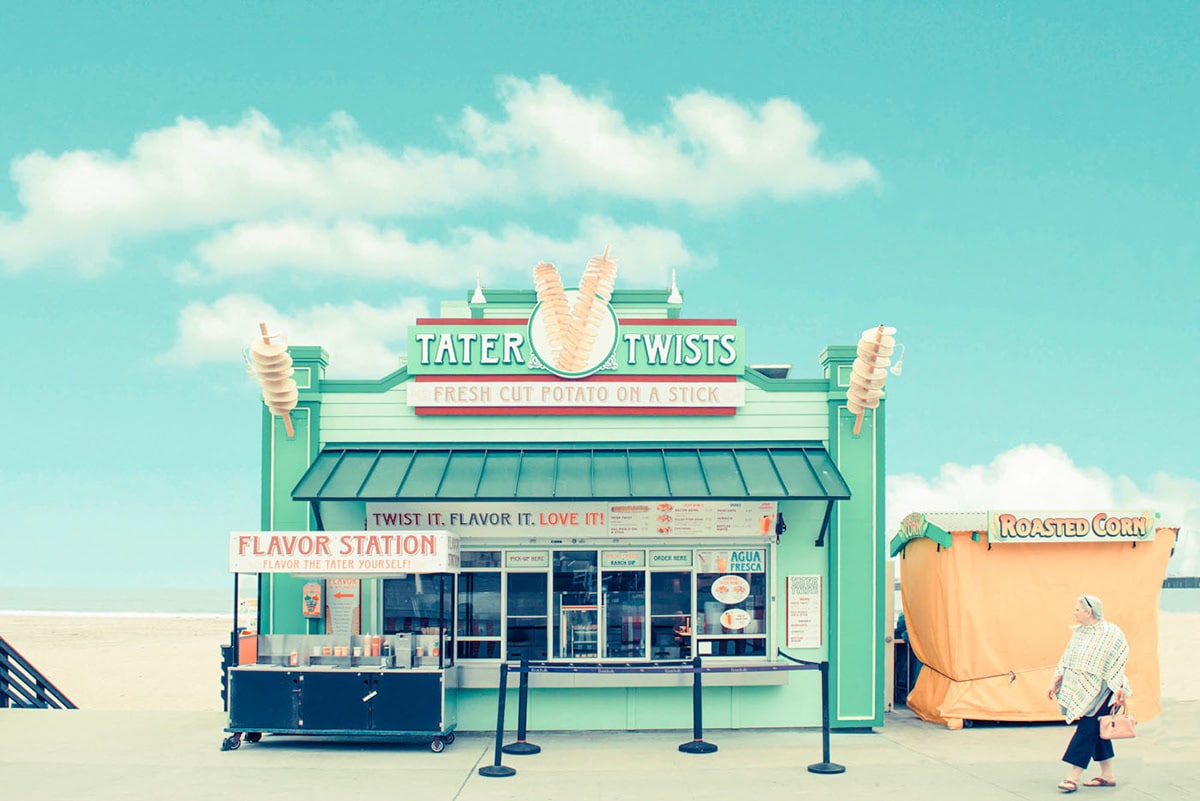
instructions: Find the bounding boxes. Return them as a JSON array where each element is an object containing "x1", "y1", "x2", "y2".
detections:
[{"x1": 1080, "y1": 594, "x2": 1104, "y2": 621}]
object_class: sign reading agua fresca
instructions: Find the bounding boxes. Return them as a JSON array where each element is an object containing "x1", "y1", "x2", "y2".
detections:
[{"x1": 406, "y1": 247, "x2": 746, "y2": 414}]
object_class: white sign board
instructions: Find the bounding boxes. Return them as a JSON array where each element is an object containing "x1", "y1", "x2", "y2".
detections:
[
  {"x1": 229, "y1": 531, "x2": 460, "y2": 574},
  {"x1": 987, "y1": 510, "x2": 1157, "y2": 544},
  {"x1": 366, "y1": 501, "x2": 777, "y2": 539},
  {"x1": 786, "y1": 574, "x2": 822, "y2": 649},
  {"x1": 326, "y1": 577, "x2": 360, "y2": 635}
]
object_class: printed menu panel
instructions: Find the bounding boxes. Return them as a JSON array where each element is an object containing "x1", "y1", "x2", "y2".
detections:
[
  {"x1": 786, "y1": 574, "x2": 822, "y2": 649},
  {"x1": 607, "y1": 501, "x2": 777, "y2": 538}
]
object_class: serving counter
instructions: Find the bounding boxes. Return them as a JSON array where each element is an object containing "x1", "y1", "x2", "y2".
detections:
[
  {"x1": 222, "y1": 633, "x2": 457, "y2": 751},
  {"x1": 223, "y1": 531, "x2": 462, "y2": 752}
]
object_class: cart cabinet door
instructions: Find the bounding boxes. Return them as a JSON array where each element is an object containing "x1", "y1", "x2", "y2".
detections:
[
  {"x1": 229, "y1": 670, "x2": 300, "y2": 730},
  {"x1": 298, "y1": 671, "x2": 372, "y2": 732},
  {"x1": 371, "y1": 672, "x2": 443, "y2": 733}
]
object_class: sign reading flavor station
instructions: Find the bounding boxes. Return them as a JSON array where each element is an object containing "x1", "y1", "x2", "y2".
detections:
[{"x1": 229, "y1": 246, "x2": 889, "y2": 745}]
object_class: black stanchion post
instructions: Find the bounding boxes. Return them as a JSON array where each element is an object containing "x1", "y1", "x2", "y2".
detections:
[
  {"x1": 807, "y1": 660, "x2": 845, "y2": 774},
  {"x1": 678, "y1": 656, "x2": 717, "y2": 753},
  {"x1": 503, "y1": 658, "x2": 541, "y2": 755},
  {"x1": 478, "y1": 661, "x2": 516, "y2": 777}
]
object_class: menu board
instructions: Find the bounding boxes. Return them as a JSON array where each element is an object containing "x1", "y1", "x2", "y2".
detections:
[
  {"x1": 786, "y1": 575, "x2": 822, "y2": 649},
  {"x1": 608, "y1": 501, "x2": 777, "y2": 538}
]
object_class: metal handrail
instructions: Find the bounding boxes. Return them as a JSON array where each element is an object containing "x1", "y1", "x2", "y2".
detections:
[{"x1": 0, "y1": 635, "x2": 76, "y2": 709}]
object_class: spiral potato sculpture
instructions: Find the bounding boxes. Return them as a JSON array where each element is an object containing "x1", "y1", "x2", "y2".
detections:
[
  {"x1": 847, "y1": 324, "x2": 896, "y2": 436},
  {"x1": 558, "y1": 246, "x2": 618, "y2": 373},
  {"x1": 250, "y1": 322, "x2": 299, "y2": 437},
  {"x1": 532, "y1": 261, "x2": 572, "y2": 367}
]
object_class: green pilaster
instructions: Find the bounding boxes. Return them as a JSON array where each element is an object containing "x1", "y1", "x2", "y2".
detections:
[
  {"x1": 261, "y1": 347, "x2": 328, "y2": 635},
  {"x1": 820, "y1": 345, "x2": 886, "y2": 728}
]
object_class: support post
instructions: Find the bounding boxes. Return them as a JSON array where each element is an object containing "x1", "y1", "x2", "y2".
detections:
[
  {"x1": 478, "y1": 662, "x2": 516, "y2": 777},
  {"x1": 807, "y1": 661, "x2": 846, "y2": 774},
  {"x1": 503, "y1": 658, "x2": 541, "y2": 755},
  {"x1": 678, "y1": 656, "x2": 717, "y2": 753}
]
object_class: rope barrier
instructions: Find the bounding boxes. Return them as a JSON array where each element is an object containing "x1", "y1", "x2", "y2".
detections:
[{"x1": 478, "y1": 655, "x2": 844, "y2": 778}]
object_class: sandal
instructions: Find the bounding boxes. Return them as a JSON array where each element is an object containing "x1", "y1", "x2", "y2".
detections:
[
  {"x1": 1057, "y1": 779, "x2": 1079, "y2": 793},
  {"x1": 1084, "y1": 777, "x2": 1117, "y2": 787}
]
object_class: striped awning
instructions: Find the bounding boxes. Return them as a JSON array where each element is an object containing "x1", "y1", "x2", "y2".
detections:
[{"x1": 292, "y1": 443, "x2": 851, "y2": 503}]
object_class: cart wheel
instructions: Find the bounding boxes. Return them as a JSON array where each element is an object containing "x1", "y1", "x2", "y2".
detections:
[
  {"x1": 220, "y1": 734, "x2": 242, "y2": 752},
  {"x1": 430, "y1": 737, "x2": 446, "y2": 753},
  {"x1": 246, "y1": 732, "x2": 263, "y2": 743},
  {"x1": 444, "y1": 732, "x2": 455, "y2": 744}
]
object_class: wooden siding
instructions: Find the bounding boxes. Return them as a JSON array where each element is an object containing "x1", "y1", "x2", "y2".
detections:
[{"x1": 315, "y1": 382, "x2": 831, "y2": 445}]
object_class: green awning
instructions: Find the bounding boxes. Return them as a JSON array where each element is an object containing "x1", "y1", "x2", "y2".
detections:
[{"x1": 292, "y1": 443, "x2": 851, "y2": 502}]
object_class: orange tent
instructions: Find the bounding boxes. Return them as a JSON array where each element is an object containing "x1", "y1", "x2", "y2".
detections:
[{"x1": 893, "y1": 514, "x2": 1176, "y2": 730}]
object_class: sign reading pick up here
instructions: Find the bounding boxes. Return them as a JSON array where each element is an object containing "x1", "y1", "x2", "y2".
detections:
[{"x1": 986, "y1": 511, "x2": 1156, "y2": 544}]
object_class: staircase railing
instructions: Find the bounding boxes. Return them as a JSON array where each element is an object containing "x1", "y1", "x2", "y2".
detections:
[{"x1": 0, "y1": 634, "x2": 76, "y2": 709}]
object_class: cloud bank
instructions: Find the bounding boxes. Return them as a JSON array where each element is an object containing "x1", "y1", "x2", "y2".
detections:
[{"x1": 0, "y1": 76, "x2": 876, "y2": 276}]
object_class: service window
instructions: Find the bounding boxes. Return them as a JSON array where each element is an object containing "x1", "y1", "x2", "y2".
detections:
[
  {"x1": 506, "y1": 570, "x2": 549, "y2": 662},
  {"x1": 649, "y1": 571, "x2": 692, "y2": 660},
  {"x1": 458, "y1": 550, "x2": 501, "y2": 659},
  {"x1": 601, "y1": 550, "x2": 647, "y2": 660},
  {"x1": 382, "y1": 574, "x2": 455, "y2": 664},
  {"x1": 694, "y1": 548, "x2": 767, "y2": 658}
]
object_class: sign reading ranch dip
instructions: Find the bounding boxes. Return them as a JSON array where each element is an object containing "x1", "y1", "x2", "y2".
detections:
[
  {"x1": 987, "y1": 510, "x2": 1156, "y2": 544},
  {"x1": 229, "y1": 531, "x2": 460, "y2": 574}
]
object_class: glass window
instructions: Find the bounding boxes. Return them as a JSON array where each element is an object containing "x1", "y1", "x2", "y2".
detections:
[
  {"x1": 382, "y1": 574, "x2": 455, "y2": 664},
  {"x1": 602, "y1": 570, "x2": 646, "y2": 659},
  {"x1": 695, "y1": 570, "x2": 767, "y2": 657},
  {"x1": 506, "y1": 571, "x2": 548, "y2": 662},
  {"x1": 462, "y1": 550, "x2": 501, "y2": 568},
  {"x1": 553, "y1": 551, "x2": 597, "y2": 659},
  {"x1": 649, "y1": 571, "x2": 692, "y2": 660},
  {"x1": 457, "y1": 571, "x2": 501, "y2": 660}
]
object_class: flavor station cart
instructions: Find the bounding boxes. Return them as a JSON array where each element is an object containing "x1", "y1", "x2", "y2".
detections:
[{"x1": 222, "y1": 530, "x2": 461, "y2": 752}]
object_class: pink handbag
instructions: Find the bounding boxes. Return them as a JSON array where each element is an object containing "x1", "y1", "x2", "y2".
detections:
[{"x1": 1099, "y1": 705, "x2": 1137, "y2": 740}]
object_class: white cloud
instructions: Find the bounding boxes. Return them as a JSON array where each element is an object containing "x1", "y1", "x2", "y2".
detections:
[
  {"x1": 160, "y1": 293, "x2": 430, "y2": 378},
  {"x1": 190, "y1": 215, "x2": 701, "y2": 287},
  {"x1": 887, "y1": 443, "x2": 1200, "y2": 575},
  {"x1": 460, "y1": 76, "x2": 878, "y2": 204},
  {"x1": 1, "y1": 76, "x2": 875, "y2": 271},
  {"x1": 0, "y1": 110, "x2": 507, "y2": 270}
]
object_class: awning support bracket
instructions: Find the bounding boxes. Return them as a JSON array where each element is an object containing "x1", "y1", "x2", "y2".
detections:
[{"x1": 815, "y1": 500, "x2": 835, "y2": 547}]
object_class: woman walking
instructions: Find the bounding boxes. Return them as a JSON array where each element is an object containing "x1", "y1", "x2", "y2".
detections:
[{"x1": 1046, "y1": 595, "x2": 1130, "y2": 792}]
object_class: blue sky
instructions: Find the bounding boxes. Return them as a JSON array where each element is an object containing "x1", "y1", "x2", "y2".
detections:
[{"x1": 1, "y1": 2, "x2": 1197, "y2": 589}]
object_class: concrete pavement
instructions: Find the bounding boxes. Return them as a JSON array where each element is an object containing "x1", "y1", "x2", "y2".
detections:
[{"x1": 2, "y1": 701, "x2": 1197, "y2": 801}]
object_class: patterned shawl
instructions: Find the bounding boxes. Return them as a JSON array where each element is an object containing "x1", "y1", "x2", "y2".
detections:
[{"x1": 1053, "y1": 620, "x2": 1130, "y2": 722}]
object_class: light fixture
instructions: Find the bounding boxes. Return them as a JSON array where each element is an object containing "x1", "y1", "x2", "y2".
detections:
[
  {"x1": 889, "y1": 344, "x2": 906, "y2": 376},
  {"x1": 471, "y1": 273, "x2": 487, "y2": 304},
  {"x1": 667, "y1": 269, "x2": 683, "y2": 304}
]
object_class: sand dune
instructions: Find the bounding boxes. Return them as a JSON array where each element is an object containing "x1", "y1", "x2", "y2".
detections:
[{"x1": 1, "y1": 611, "x2": 1196, "y2": 712}]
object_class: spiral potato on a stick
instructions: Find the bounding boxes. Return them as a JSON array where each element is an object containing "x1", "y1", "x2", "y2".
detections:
[
  {"x1": 249, "y1": 322, "x2": 299, "y2": 437},
  {"x1": 533, "y1": 261, "x2": 572, "y2": 368},
  {"x1": 559, "y1": 246, "x2": 618, "y2": 373}
]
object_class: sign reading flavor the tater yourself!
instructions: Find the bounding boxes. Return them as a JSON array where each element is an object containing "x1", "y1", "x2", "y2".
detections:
[{"x1": 986, "y1": 510, "x2": 1157, "y2": 544}]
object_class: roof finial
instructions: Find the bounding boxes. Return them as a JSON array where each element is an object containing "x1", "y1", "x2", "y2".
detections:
[
  {"x1": 471, "y1": 273, "x2": 487, "y2": 304},
  {"x1": 667, "y1": 269, "x2": 682, "y2": 304}
]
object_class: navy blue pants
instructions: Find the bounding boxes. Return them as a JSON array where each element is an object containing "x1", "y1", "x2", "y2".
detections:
[{"x1": 1062, "y1": 697, "x2": 1115, "y2": 769}]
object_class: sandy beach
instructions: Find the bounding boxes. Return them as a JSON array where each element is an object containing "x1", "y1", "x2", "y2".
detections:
[{"x1": 1, "y1": 611, "x2": 1197, "y2": 713}]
